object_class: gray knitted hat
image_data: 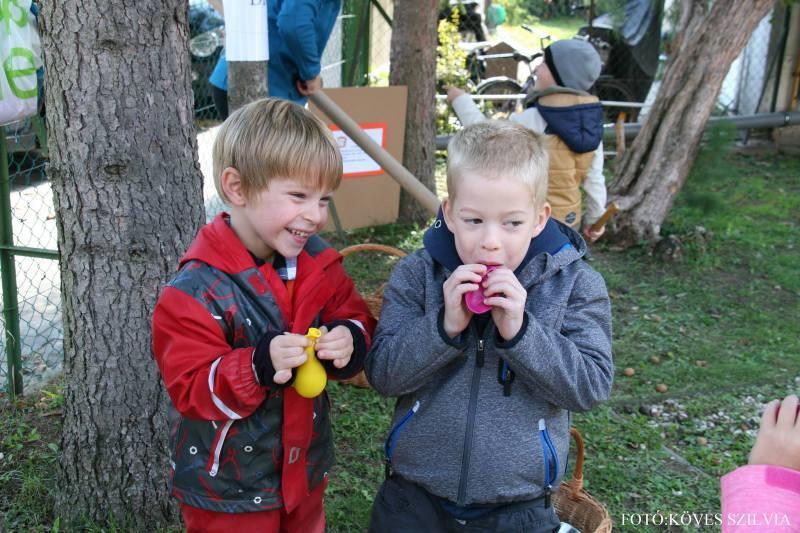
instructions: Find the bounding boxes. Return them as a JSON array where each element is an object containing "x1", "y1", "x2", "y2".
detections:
[{"x1": 543, "y1": 39, "x2": 602, "y2": 92}]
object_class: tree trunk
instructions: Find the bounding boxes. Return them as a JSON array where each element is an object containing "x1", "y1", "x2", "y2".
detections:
[
  {"x1": 608, "y1": 0, "x2": 773, "y2": 247},
  {"x1": 228, "y1": 61, "x2": 268, "y2": 113},
  {"x1": 42, "y1": 0, "x2": 204, "y2": 527},
  {"x1": 390, "y1": 0, "x2": 439, "y2": 223}
]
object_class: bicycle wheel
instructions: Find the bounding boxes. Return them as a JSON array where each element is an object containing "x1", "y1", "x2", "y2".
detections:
[
  {"x1": 475, "y1": 78, "x2": 522, "y2": 120},
  {"x1": 596, "y1": 78, "x2": 640, "y2": 123}
]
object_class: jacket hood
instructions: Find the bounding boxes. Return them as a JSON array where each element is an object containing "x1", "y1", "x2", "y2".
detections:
[
  {"x1": 179, "y1": 212, "x2": 337, "y2": 274},
  {"x1": 527, "y1": 87, "x2": 603, "y2": 153},
  {"x1": 538, "y1": 103, "x2": 603, "y2": 153},
  {"x1": 422, "y1": 206, "x2": 585, "y2": 279}
]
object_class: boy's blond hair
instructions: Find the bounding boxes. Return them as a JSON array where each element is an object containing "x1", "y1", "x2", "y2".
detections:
[
  {"x1": 212, "y1": 98, "x2": 342, "y2": 203},
  {"x1": 447, "y1": 121, "x2": 549, "y2": 212}
]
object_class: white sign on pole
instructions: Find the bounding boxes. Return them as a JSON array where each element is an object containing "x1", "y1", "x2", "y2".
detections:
[{"x1": 223, "y1": 0, "x2": 269, "y2": 61}]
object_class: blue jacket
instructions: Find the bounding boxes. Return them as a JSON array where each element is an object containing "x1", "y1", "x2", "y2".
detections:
[{"x1": 209, "y1": 0, "x2": 341, "y2": 105}]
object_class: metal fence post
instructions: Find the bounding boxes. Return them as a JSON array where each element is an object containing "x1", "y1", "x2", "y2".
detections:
[
  {"x1": 0, "y1": 126, "x2": 23, "y2": 398},
  {"x1": 343, "y1": 0, "x2": 371, "y2": 86}
]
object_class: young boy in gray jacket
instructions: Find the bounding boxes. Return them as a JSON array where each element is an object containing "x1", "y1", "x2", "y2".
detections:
[{"x1": 365, "y1": 120, "x2": 613, "y2": 532}]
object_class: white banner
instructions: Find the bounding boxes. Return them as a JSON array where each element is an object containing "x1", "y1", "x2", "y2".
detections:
[
  {"x1": 0, "y1": 3, "x2": 41, "y2": 125},
  {"x1": 223, "y1": 0, "x2": 269, "y2": 62}
]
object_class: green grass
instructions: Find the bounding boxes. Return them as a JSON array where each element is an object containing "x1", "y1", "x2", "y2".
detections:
[
  {"x1": 2, "y1": 147, "x2": 798, "y2": 531},
  {"x1": 498, "y1": 17, "x2": 586, "y2": 50},
  {"x1": 577, "y1": 147, "x2": 800, "y2": 529},
  {"x1": 0, "y1": 380, "x2": 61, "y2": 531}
]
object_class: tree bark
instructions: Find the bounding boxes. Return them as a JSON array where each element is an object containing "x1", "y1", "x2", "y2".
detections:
[
  {"x1": 228, "y1": 61, "x2": 268, "y2": 113},
  {"x1": 41, "y1": 0, "x2": 204, "y2": 527},
  {"x1": 390, "y1": 0, "x2": 439, "y2": 223},
  {"x1": 608, "y1": 0, "x2": 773, "y2": 247}
]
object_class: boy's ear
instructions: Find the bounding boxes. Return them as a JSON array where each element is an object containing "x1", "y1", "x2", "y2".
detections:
[
  {"x1": 442, "y1": 197, "x2": 453, "y2": 227},
  {"x1": 220, "y1": 167, "x2": 246, "y2": 207},
  {"x1": 531, "y1": 202, "x2": 551, "y2": 237}
]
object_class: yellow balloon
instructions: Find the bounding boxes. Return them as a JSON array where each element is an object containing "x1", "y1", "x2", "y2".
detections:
[{"x1": 294, "y1": 328, "x2": 327, "y2": 398}]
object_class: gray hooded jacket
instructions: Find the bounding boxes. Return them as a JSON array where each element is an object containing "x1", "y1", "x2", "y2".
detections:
[{"x1": 365, "y1": 216, "x2": 613, "y2": 506}]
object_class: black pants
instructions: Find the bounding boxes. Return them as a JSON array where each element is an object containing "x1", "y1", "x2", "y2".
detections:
[{"x1": 369, "y1": 476, "x2": 561, "y2": 533}]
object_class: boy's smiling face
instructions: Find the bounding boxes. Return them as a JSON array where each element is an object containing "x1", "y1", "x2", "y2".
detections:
[
  {"x1": 443, "y1": 172, "x2": 550, "y2": 272},
  {"x1": 226, "y1": 173, "x2": 332, "y2": 261}
]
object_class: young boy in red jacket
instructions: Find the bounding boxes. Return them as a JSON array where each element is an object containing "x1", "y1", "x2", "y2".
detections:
[{"x1": 151, "y1": 98, "x2": 375, "y2": 533}]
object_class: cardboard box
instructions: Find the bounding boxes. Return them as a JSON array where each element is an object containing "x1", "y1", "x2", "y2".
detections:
[{"x1": 309, "y1": 86, "x2": 407, "y2": 230}]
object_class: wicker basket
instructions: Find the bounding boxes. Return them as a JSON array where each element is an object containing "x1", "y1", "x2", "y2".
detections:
[
  {"x1": 554, "y1": 428, "x2": 613, "y2": 532},
  {"x1": 339, "y1": 243, "x2": 408, "y2": 388}
]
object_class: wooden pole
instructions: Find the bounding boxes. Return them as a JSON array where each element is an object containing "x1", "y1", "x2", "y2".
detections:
[
  {"x1": 309, "y1": 90, "x2": 440, "y2": 215},
  {"x1": 590, "y1": 202, "x2": 619, "y2": 232}
]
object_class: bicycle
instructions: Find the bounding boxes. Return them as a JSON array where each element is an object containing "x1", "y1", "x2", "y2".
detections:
[{"x1": 473, "y1": 49, "x2": 542, "y2": 120}]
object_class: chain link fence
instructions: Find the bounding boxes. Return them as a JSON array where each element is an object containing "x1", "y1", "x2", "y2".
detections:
[
  {"x1": 189, "y1": 0, "x2": 225, "y2": 122},
  {"x1": 3, "y1": 1, "x2": 795, "y2": 397},
  {"x1": 0, "y1": 117, "x2": 59, "y2": 397}
]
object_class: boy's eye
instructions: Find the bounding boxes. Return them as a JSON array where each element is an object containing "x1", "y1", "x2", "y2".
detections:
[
  {"x1": 289, "y1": 192, "x2": 306, "y2": 200},
  {"x1": 319, "y1": 197, "x2": 331, "y2": 206},
  {"x1": 464, "y1": 218, "x2": 482, "y2": 225},
  {"x1": 507, "y1": 220, "x2": 524, "y2": 227}
]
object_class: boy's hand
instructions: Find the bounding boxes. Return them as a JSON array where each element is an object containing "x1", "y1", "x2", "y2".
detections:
[
  {"x1": 315, "y1": 325, "x2": 354, "y2": 369},
  {"x1": 483, "y1": 268, "x2": 527, "y2": 341},
  {"x1": 749, "y1": 395, "x2": 800, "y2": 472},
  {"x1": 270, "y1": 333, "x2": 311, "y2": 385},
  {"x1": 583, "y1": 224, "x2": 605, "y2": 243},
  {"x1": 443, "y1": 264, "x2": 485, "y2": 338}
]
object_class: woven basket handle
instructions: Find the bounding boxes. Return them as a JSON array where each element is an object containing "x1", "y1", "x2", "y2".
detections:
[
  {"x1": 567, "y1": 427, "x2": 585, "y2": 495},
  {"x1": 339, "y1": 243, "x2": 408, "y2": 259}
]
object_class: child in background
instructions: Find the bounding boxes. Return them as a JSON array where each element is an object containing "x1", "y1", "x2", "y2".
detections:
[
  {"x1": 448, "y1": 38, "x2": 607, "y2": 242},
  {"x1": 366, "y1": 121, "x2": 613, "y2": 532},
  {"x1": 152, "y1": 98, "x2": 375, "y2": 532}
]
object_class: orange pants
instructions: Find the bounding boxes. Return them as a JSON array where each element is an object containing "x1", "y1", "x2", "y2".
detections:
[{"x1": 180, "y1": 479, "x2": 326, "y2": 533}]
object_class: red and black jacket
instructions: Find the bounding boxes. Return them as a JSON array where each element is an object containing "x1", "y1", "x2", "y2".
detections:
[{"x1": 152, "y1": 213, "x2": 375, "y2": 513}]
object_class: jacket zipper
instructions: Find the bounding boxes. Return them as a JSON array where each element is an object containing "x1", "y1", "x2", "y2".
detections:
[
  {"x1": 383, "y1": 401, "x2": 420, "y2": 478},
  {"x1": 207, "y1": 419, "x2": 235, "y2": 477},
  {"x1": 456, "y1": 333, "x2": 486, "y2": 504},
  {"x1": 538, "y1": 418, "x2": 559, "y2": 507}
]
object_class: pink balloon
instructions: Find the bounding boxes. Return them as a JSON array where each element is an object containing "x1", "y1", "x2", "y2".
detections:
[{"x1": 464, "y1": 265, "x2": 498, "y2": 314}]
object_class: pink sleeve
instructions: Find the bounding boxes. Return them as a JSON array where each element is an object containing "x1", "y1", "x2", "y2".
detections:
[{"x1": 720, "y1": 464, "x2": 800, "y2": 532}]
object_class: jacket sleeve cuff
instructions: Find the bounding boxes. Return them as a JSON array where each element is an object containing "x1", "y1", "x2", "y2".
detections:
[
  {"x1": 494, "y1": 312, "x2": 530, "y2": 350},
  {"x1": 451, "y1": 93, "x2": 486, "y2": 126},
  {"x1": 252, "y1": 331, "x2": 295, "y2": 387},
  {"x1": 437, "y1": 306, "x2": 469, "y2": 348},
  {"x1": 298, "y1": 64, "x2": 321, "y2": 82},
  {"x1": 320, "y1": 320, "x2": 367, "y2": 379}
]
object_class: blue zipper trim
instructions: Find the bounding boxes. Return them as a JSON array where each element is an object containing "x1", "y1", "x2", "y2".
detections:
[
  {"x1": 538, "y1": 418, "x2": 559, "y2": 488},
  {"x1": 497, "y1": 359, "x2": 515, "y2": 396},
  {"x1": 384, "y1": 401, "x2": 420, "y2": 462}
]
